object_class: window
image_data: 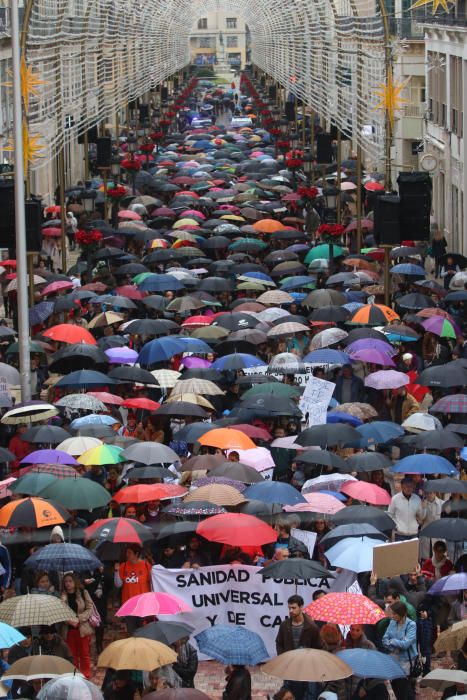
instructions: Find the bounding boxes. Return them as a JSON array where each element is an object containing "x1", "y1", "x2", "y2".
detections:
[
  {"x1": 226, "y1": 35, "x2": 238, "y2": 47},
  {"x1": 226, "y1": 17, "x2": 237, "y2": 28},
  {"x1": 199, "y1": 37, "x2": 213, "y2": 48},
  {"x1": 197, "y1": 18, "x2": 207, "y2": 29}
]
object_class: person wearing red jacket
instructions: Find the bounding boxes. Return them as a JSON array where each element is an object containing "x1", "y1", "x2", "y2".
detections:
[
  {"x1": 421, "y1": 540, "x2": 454, "y2": 581},
  {"x1": 8, "y1": 425, "x2": 32, "y2": 472}
]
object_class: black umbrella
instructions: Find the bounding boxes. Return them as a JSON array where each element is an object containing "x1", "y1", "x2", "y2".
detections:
[
  {"x1": 142, "y1": 296, "x2": 166, "y2": 311},
  {"x1": 446, "y1": 423, "x2": 467, "y2": 436},
  {"x1": 209, "y1": 461, "x2": 264, "y2": 484},
  {"x1": 295, "y1": 424, "x2": 360, "y2": 448},
  {"x1": 417, "y1": 362, "x2": 467, "y2": 388},
  {"x1": 125, "y1": 466, "x2": 172, "y2": 480},
  {"x1": 108, "y1": 366, "x2": 158, "y2": 385},
  {"x1": 181, "y1": 369, "x2": 224, "y2": 382},
  {"x1": 240, "y1": 397, "x2": 301, "y2": 417},
  {"x1": 54, "y1": 296, "x2": 79, "y2": 313},
  {"x1": 396, "y1": 293, "x2": 436, "y2": 310},
  {"x1": 420, "y1": 518, "x2": 467, "y2": 541},
  {"x1": 320, "y1": 523, "x2": 387, "y2": 550},
  {"x1": 342, "y1": 328, "x2": 388, "y2": 345},
  {"x1": 0, "y1": 447, "x2": 16, "y2": 462},
  {"x1": 116, "y1": 263, "x2": 149, "y2": 275},
  {"x1": 344, "y1": 452, "x2": 392, "y2": 472},
  {"x1": 213, "y1": 313, "x2": 259, "y2": 331},
  {"x1": 331, "y1": 505, "x2": 395, "y2": 531},
  {"x1": 439, "y1": 252, "x2": 467, "y2": 268},
  {"x1": 310, "y1": 306, "x2": 350, "y2": 323},
  {"x1": 412, "y1": 430, "x2": 464, "y2": 450},
  {"x1": 49, "y1": 344, "x2": 108, "y2": 373},
  {"x1": 302, "y1": 289, "x2": 346, "y2": 308},
  {"x1": 134, "y1": 621, "x2": 194, "y2": 645},
  {"x1": 156, "y1": 521, "x2": 198, "y2": 540},
  {"x1": 326, "y1": 272, "x2": 360, "y2": 287},
  {"x1": 258, "y1": 558, "x2": 334, "y2": 581},
  {"x1": 125, "y1": 319, "x2": 178, "y2": 336},
  {"x1": 97, "y1": 335, "x2": 127, "y2": 350},
  {"x1": 92, "y1": 246, "x2": 126, "y2": 260},
  {"x1": 97, "y1": 295, "x2": 137, "y2": 310},
  {"x1": 295, "y1": 451, "x2": 346, "y2": 471},
  {"x1": 154, "y1": 402, "x2": 208, "y2": 418},
  {"x1": 423, "y1": 478, "x2": 467, "y2": 494},
  {"x1": 21, "y1": 425, "x2": 71, "y2": 444},
  {"x1": 199, "y1": 277, "x2": 234, "y2": 292},
  {"x1": 215, "y1": 340, "x2": 257, "y2": 356},
  {"x1": 174, "y1": 422, "x2": 216, "y2": 443}
]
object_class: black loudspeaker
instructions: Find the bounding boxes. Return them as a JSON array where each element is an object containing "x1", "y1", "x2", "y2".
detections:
[
  {"x1": 268, "y1": 85, "x2": 277, "y2": 100},
  {"x1": 96, "y1": 137, "x2": 112, "y2": 168},
  {"x1": 397, "y1": 172, "x2": 432, "y2": 241},
  {"x1": 316, "y1": 133, "x2": 333, "y2": 163},
  {"x1": 78, "y1": 125, "x2": 98, "y2": 145},
  {"x1": 330, "y1": 124, "x2": 350, "y2": 141},
  {"x1": 139, "y1": 104, "x2": 149, "y2": 122},
  {"x1": 173, "y1": 77, "x2": 179, "y2": 90},
  {"x1": 161, "y1": 86, "x2": 168, "y2": 101},
  {"x1": 285, "y1": 101, "x2": 296, "y2": 122},
  {"x1": 128, "y1": 100, "x2": 137, "y2": 111},
  {"x1": 374, "y1": 194, "x2": 401, "y2": 245},
  {"x1": 25, "y1": 198, "x2": 43, "y2": 253},
  {"x1": 0, "y1": 181, "x2": 15, "y2": 249}
]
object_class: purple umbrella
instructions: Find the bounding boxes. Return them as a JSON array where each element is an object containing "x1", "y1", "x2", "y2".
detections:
[
  {"x1": 348, "y1": 348, "x2": 396, "y2": 367},
  {"x1": 429, "y1": 572, "x2": 467, "y2": 594},
  {"x1": 286, "y1": 244, "x2": 310, "y2": 254},
  {"x1": 181, "y1": 357, "x2": 212, "y2": 369},
  {"x1": 20, "y1": 449, "x2": 79, "y2": 465},
  {"x1": 346, "y1": 339, "x2": 397, "y2": 357},
  {"x1": 105, "y1": 347, "x2": 138, "y2": 364},
  {"x1": 421, "y1": 316, "x2": 461, "y2": 339}
]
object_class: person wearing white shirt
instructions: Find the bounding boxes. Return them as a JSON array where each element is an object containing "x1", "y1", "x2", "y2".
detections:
[
  {"x1": 388, "y1": 477, "x2": 423, "y2": 540},
  {"x1": 419, "y1": 490, "x2": 444, "y2": 559}
]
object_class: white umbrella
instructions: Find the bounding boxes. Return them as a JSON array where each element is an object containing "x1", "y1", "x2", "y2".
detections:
[
  {"x1": 56, "y1": 394, "x2": 107, "y2": 412},
  {"x1": 303, "y1": 473, "x2": 357, "y2": 493},
  {"x1": 56, "y1": 436, "x2": 103, "y2": 456},
  {"x1": 38, "y1": 675, "x2": 103, "y2": 700},
  {"x1": 402, "y1": 412, "x2": 443, "y2": 433},
  {"x1": 1, "y1": 401, "x2": 58, "y2": 424}
]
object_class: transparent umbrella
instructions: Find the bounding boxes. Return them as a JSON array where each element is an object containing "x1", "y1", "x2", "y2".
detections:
[{"x1": 37, "y1": 674, "x2": 103, "y2": 700}]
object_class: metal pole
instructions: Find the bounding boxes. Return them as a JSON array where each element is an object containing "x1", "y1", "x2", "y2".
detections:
[
  {"x1": 83, "y1": 131, "x2": 89, "y2": 181},
  {"x1": 58, "y1": 149, "x2": 66, "y2": 273},
  {"x1": 383, "y1": 245, "x2": 391, "y2": 307},
  {"x1": 10, "y1": 0, "x2": 31, "y2": 400},
  {"x1": 356, "y1": 145, "x2": 363, "y2": 253},
  {"x1": 27, "y1": 253, "x2": 34, "y2": 308},
  {"x1": 336, "y1": 130, "x2": 342, "y2": 224}
]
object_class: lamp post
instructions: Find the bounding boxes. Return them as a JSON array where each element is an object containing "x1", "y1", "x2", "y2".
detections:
[
  {"x1": 110, "y1": 157, "x2": 121, "y2": 184},
  {"x1": 322, "y1": 185, "x2": 340, "y2": 273},
  {"x1": 81, "y1": 188, "x2": 97, "y2": 217},
  {"x1": 302, "y1": 148, "x2": 316, "y2": 236}
]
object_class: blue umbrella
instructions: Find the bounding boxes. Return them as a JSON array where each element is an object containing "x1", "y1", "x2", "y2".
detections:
[
  {"x1": 243, "y1": 271, "x2": 275, "y2": 284},
  {"x1": 137, "y1": 274, "x2": 184, "y2": 292},
  {"x1": 304, "y1": 349, "x2": 350, "y2": 365},
  {"x1": 356, "y1": 421, "x2": 404, "y2": 445},
  {"x1": 195, "y1": 624, "x2": 269, "y2": 665},
  {"x1": 390, "y1": 263, "x2": 426, "y2": 276},
  {"x1": 213, "y1": 353, "x2": 266, "y2": 370},
  {"x1": 428, "y1": 572, "x2": 467, "y2": 595},
  {"x1": 325, "y1": 536, "x2": 379, "y2": 572},
  {"x1": 0, "y1": 621, "x2": 25, "y2": 648},
  {"x1": 138, "y1": 337, "x2": 186, "y2": 365},
  {"x1": 24, "y1": 543, "x2": 102, "y2": 572},
  {"x1": 176, "y1": 337, "x2": 212, "y2": 354},
  {"x1": 336, "y1": 649, "x2": 405, "y2": 679},
  {"x1": 327, "y1": 412, "x2": 363, "y2": 427},
  {"x1": 71, "y1": 414, "x2": 119, "y2": 428},
  {"x1": 244, "y1": 481, "x2": 306, "y2": 505},
  {"x1": 56, "y1": 370, "x2": 115, "y2": 388},
  {"x1": 343, "y1": 302, "x2": 365, "y2": 314},
  {"x1": 392, "y1": 454, "x2": 457, "y2": 475},
  {"x1": 280, "y1": 276, "x2": 316, "y2": 290},
  {"x1": 29, "y1": 301, "x2": 55, "y2": 326},
  {"x1": 319, "y1": 490, "x2": 347, "y2": 502}
]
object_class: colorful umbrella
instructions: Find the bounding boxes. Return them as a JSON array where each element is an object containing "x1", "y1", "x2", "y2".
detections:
[
  {"x1": 78, "y1": 444, "x2": 126, "y2": 466},
  {"x1": 348, "y1": 304, "x2": 399, "y2": 326},
  {"x1": 0, "y1": 497, "x2": 69, "y2": 528},
  {"x1": 421, "y1": 316, "x2": 459, "y2": 339},
  {"x1": 304, "y1": 592, "x2": 385, "y2": 625},
  {"x1": 84, "y1": 517, "x2": 153, "y2": 545}
]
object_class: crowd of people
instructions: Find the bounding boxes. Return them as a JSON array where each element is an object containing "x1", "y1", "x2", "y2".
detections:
[{"x1": 0, "y1": 71, "x2": 464, "y2": 700}]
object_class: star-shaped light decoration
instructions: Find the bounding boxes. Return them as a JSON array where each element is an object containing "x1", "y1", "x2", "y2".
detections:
[
  {"x1": 4, "y1": 56, "x2": 46, "y2": 110},
  {"x1": 373, "y1": 69, "x2": 410, "y2": 130},
  {"x1": 4, "y1": 117, "x2": 45, "y2": 176},
  {"x1": 410, "y1": 0, "x2": 455, "y2": 12}
]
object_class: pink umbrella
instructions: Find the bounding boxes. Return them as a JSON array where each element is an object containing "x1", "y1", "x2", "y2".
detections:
[
  {"x1": 182, "y1": 210, "x2": 206, "y2": 219},
  {"x1": 181, "y1": 316, "x2": 211, "y2": 328},
  {"x1": 284, "y1": 493, "x2": 345, "y2": 515},
  {"x1": 0, "y1": 477, "x2": 16, "y2": 498},
  {"x1": 181, "y1": 356, "x2": 212, "y2": 369},
  {"x1": 116, "y1": 592, "x2": 192, "y2": 617},
  {"x1": 364, "y1": 370, "x2": 409, "y2": 390},
  {"x1": 228, "y1": 447, "x2": 274, "y2": 471},
  {"x1": 345, "y1": 219, "x2": 374, "y2": 232},
  {"x1": 41, "y1": 280, "x2": 74, "y2": 296},
  {"x1": 118, "y1": 210, "x2": 142, "y2": 221},
  {"x1": 42, "y1": 227, "x2": 62, "y2": 237},
  {"x1": 340, "y1": 481, "x2": 391, "y2": 506}
]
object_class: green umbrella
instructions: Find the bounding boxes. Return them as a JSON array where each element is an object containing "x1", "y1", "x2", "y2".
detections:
[
  {"x1": 305, "y1": 244, "x2": 345, "y2": 263},
  {"x1": 6, "y1": 341, "x2": 46, "y2": 355},
  {"x1": 132, "y1": 272, "x2": 153, "y2": 284},
  {"x1": 41, "y1": 476, "x2": 111, "y2": 510},
  {"x1": 241, "y1": 384, "x2": 302, "y2": 400},
  {"x1": 10, "y1": 472, "x2": 56, "y2": 496},
  {"x1": 229, "y1": 238, "x2": 268, "y2": 251}
]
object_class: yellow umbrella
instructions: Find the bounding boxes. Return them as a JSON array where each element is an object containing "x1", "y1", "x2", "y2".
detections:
[
  {"x1": 262, "y1": 649, "x2": 352, "y2": 682},
  {"x1": 88, "y1": 311, "x2": 124, "y2": 329},
  {"x1": 220, "y1": 214, "x2": 245, "y2": 221},
  {"x1": 172, "y1": 218, "x2": 200, "y2": 229},
  {"x1": 166, "y1": 393, "x2": 215, "y2": 410},
  {"x1": 98, "y1": 638, "x2": 177, "y2": 671},
  {"x1": 185, "y1": 484, "x2": 246, "y2": 506}
]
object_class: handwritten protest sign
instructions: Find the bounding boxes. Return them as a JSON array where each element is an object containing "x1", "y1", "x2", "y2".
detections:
[
  {"x1": 299, "y1": 376, "x2": 335, "y2": 426},
  {"x1": 243, "y1": 364, "x2": 315, "y2": 387}
]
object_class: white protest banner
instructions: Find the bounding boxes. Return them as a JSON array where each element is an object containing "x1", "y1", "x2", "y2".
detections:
[
  {"x1": 299, "y1": 376, "x2": 335, "y2": 427},
  {"x1": 152, "y1": 564, "x2": 356, "y2": 658},
  {"x1": 291, "y1": 529, "x2": 317, "y2": 558},
  {"x1": 242, "y1": 364, "x2": 315, "y2": 387}
]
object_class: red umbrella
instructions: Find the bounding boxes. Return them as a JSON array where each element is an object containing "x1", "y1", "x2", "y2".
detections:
[
  {"x1": 115, "y1": 286, "x2": 146, "y2": 300},
  {"x1": 113, "y1": 483, "x2": 187, "y2": 504},
  {"x1": 229, "y1": 424, "x2": 272, "y2": 440},
  {"x1": 45, "y1": 205, "x2": 61, "y2": 214},
  {"x1": 196, "y1": 513, "x2": 277, "y2": 547},
  {"x1": 364, "y1": 182, "x2": 384, "y2": 192},
  {"x1": 340, "y1": 481, "x2": 391, "y2": 506},
  {"x1": 42, "y1": 227, "x2": 62, "y2": 238},
  {"x1": 121, "y1": 398, "x2": 160, "y2": 411},
  {"x1": 304, "y1": 593, "x2": 385, "y2": 625},
  {"x1": 43, "y1": 324, "x2": 97, "y2": 345},
  {"x1": 41, "y1": 281, "x2": 74, "y2": 296},
  {"x1": 84, "y1": 517, "x2": 153, "y2": 544},
  {"x1": 87, "y1": 391, "x2": 124, "y2": 406}
]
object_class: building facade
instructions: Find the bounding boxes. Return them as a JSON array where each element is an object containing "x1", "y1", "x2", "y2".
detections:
[{"x1": 189, "y1": 12, "x2": 249, "y2": 69}]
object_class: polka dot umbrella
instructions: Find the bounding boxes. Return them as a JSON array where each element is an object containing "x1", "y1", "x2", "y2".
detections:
[{"x1": 304, "y1": 592, "x2": 385, "y2": 625}]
